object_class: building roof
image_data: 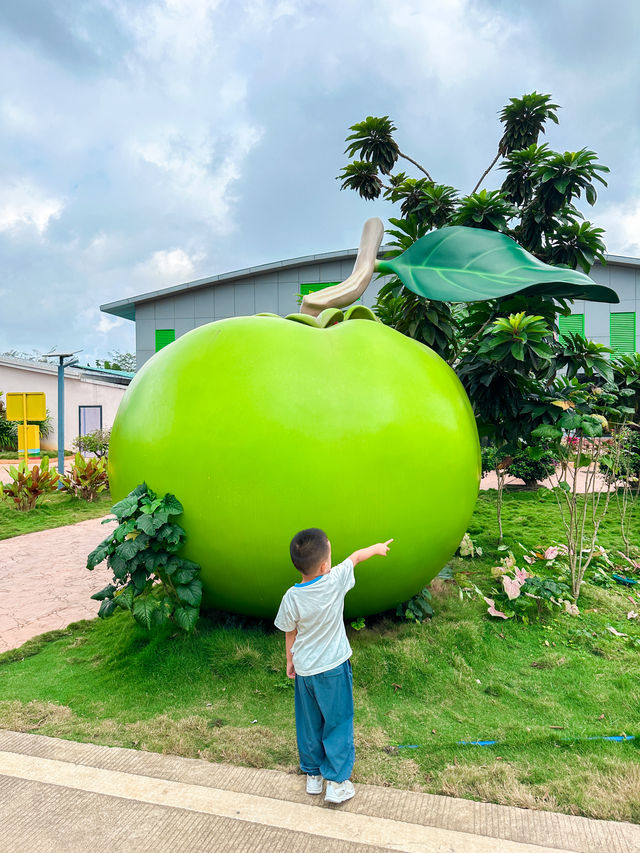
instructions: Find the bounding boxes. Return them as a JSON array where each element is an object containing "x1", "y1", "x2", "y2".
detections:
[
  {"x1": 100, "y1": 247, "x2": 640, "y2": 322},
  {"x1": 101, "y1": 247, "x2": 360, "y2": 320},
  {"x1": 0, "y1": 355, "x2": 132, "y2": 386},
  {"x1": 77, "y1": 365, "x2": 136, "y2": 381}
]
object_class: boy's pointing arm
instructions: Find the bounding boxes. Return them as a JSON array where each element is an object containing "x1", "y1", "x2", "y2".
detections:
[{"x1": 348, "y1": 539, "x2": 393, "y2": 566}]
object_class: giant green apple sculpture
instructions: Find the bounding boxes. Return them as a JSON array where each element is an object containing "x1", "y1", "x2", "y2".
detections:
[
  {"x1": 108, "y1": 311, "x2": 480, "y2": 618},
  {"x1": 109, "y1": 222, "x2": 618, "y2": 618}
]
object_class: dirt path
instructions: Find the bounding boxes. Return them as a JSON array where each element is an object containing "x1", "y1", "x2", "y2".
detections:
[{"x1": 0, "y1": 517, "x2": 113, "y2": 653}]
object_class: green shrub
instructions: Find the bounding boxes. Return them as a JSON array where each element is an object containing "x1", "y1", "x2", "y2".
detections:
[
  {"x1": 481, "y1": 442, "x2": 556, "y2": 486},
  {"x1": 1, "y1": 456, "x2": 59, "y2": 510},
  {"x1": 397, "y1": 586, "x2": 434, "y2": 623},
  {"x1": 481, "y1": 444, "x2": 499, "y2": 476},
  {"x1": 62, "y1": 452, "x2": 109, "y2": 501},
  {"x1": 73, "y1": 428, "x2": 111, "y2": 459},
  {"x1": 87, "y1": 483, "x2": 203, "y2": 633},
  {"x1": 508, "y1": 445, "x2": 557, "y2": 486},
  {"x1": 600, "y1": 428, "x2": 640, "y2": 485}
]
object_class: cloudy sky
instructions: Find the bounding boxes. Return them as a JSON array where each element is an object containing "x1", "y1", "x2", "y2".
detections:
[{"x1": 1, "y1": 0, "x2": 638, "y2": 364}]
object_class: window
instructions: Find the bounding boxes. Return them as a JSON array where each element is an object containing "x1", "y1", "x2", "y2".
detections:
[
  {"x1": 610, "y1": 312, "x2": 636, "y2": 354},
  {"x1": 558, "y1": 313, "x2": 585, "y2": 342},
  {"x1": 155, "y1": 328, "x2": 176, "y2": 351},
  {"x1": 299, "y1": 282, "x2": 361, "y2": 305},
  {"x1": 79, "y1": 405, "x2": 102, "y2": 438},
  {"x1": 299, "y1": 282, "x2": 340, "y2": 297}
]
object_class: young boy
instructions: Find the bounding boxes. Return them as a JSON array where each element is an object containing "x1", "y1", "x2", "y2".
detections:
[{"x1": 274, "y1": 528, "x2": 393, "y2": 803}]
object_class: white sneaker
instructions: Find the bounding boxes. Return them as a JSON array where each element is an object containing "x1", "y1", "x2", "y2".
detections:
[
  {"x1": 324, "y1": 779, "x2": 355, "y2": 803},
  {"x1": 306, "y1": 774, "x2": 324, "y2": 794}
]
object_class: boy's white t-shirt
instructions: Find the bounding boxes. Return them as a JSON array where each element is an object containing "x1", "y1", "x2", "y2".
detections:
[{"x1": 274, "y1": 558, "x2": 355, "y2": 676}]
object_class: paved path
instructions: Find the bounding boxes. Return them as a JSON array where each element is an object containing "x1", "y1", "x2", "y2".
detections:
[
  {"x1": 481, "y1": 467, "x2": 609, "y2": 492},
  {"x1": 0, "y1": 729, "x2": 638, "y2": 852},
  {"x1": 0, "y1": 517, "x2": 112, "y2": 653}
]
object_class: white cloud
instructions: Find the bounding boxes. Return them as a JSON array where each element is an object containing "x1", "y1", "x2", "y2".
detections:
[
  {"x1": 598, "y1": 200, "x2": 640, "y2": 257},
  {"x1": 382, "y1": 0, "x2": 516, "y2": 87},
  {"x1": 97, "y1": 313, "x2": 125, "y2": 334},
  {"x1": 130, "y1": 121, "x2": 263, "y2": 234},
  {"x1": 0, "y1": 181, "x2": 64, "y2": 234},
  {"x1": 133, "y1": 248, "x2": 199, "y2": 287},
  {"x1": 124, "y1": 0, "x2": 223, "y2": 67}
]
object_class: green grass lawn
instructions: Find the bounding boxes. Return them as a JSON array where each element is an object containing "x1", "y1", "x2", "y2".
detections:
[
  {"x1": 0, "y1": 490, "x2": 638, "y2": 821},
  {"x1": 0, "y1": 491, "x2": 112, "y2": 539}
]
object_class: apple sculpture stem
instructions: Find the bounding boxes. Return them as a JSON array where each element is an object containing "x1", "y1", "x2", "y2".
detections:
[
  {"x1": 300, "y1": 218, "x2": 384, "y2": 317},
  {"x1": 301, "y1": 218, "x2": 618, "y2": 316}
]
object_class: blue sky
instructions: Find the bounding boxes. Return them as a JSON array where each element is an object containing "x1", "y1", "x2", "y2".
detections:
[{"x1": 1, "y1": 0, "x2": 638, "y2": 364}]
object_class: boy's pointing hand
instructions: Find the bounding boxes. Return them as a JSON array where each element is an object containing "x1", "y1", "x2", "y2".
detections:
[{"x1": 375, "y1": 539, "x2": 393, "y2": 556}]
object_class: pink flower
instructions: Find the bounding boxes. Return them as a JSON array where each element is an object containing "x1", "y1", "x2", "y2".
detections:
[
  {"x1": 514, "y1": 567, "x2": 531, "y2": 584},
  {"x1": 484, "y1": 596, "x2": 508, "y2": 619},
  {"x1": 524, "y1": 554, "x2": 536, "y2": 565},
  {"x1": 502, "y1": 576, "x2": 522, "y2": 600},
  {"x1": 544, "y1": 547, "x2": 559, "y2": 560}
]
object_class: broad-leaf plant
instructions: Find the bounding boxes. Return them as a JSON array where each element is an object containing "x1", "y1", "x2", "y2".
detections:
[{"x1": 87, "y1": 483, "x2": 203, "y2": 633}]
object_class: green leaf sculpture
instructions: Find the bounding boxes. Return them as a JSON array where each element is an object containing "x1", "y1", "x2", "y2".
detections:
[{"x1": 375, "y1": 226, "x2": 619, "y2": 304}]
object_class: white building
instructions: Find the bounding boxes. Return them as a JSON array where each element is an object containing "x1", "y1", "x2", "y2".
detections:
[{"x1": 0, "y1": 356, "x2": 131, "y2": 452}]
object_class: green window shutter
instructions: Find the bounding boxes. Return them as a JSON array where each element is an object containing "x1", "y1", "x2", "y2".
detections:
[
  {"x1": 299, "y1": 282, "x2": 340, "y2": 297},
  {"x1": 155, "y1": 329, "x2": 176, "y2": 352},
  {"x1": 299, "y1": 282, "x2": 362, "y2": 305},
  {"x1": 610, "y1": 312, "x2": 636, "y2": 354},
  {"x1": 558, "y1": 313, "x2": 585, "y2": 341}
]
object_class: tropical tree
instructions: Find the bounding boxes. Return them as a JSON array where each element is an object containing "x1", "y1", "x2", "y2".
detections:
[
  {"x1": 456, "y1": 312, "x2": 555, "y2": 540},
  {"x1": 337, "y1": 92, "x2": 609, "y2": 359}
]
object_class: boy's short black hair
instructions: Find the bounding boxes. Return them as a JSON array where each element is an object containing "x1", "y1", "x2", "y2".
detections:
[{"x1": 290, "y1": 528, "x2": 329, "y2": 575}]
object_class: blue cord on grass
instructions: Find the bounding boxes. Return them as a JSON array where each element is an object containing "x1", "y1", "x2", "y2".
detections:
[
  {"x1": 395, "y1": 735, "x2": 635, "y2": 748},
  {"x1": 612, "y1": 573, "x2": 638, "y2": 587}
]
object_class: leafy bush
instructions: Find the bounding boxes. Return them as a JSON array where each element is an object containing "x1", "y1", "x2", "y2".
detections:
[
  {"x1": 508, "y1": 445, "x2": 557, "y2": 486},
  {"x1": 73, "y1": 428, "x2": 111, "y2": 459},
  {"x1": 480, "y1": 549, "x2": 572, "y2": 622},
  {"x1": 1, "y1": 455, "x2": 59, "y2": 510},
  {"x1": 61, "y1": 452, "x2": 109, "y2": 501},
  {"x1": 457, "y1": 532, "x2": 483, "y2": 557},
  {"x1": 600, "y1": 428, "x2": 640, "y2": 484},
  {"x1": 481, "y1": 442, "x2": 556, "y2": 485},
  {"x1": 87, "y1": 483, "x2": 203, "y2": 633},
  {"x1": 481, "y1": 444, "x2": 499, "y2": 476},
  {"x1": 397, "y1": 586, "x2": 434, "y2": 623}
]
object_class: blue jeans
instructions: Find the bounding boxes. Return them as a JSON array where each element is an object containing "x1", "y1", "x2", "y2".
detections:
[{"x1": 294, "y1": 659, "x2": 355, "y2": 783}]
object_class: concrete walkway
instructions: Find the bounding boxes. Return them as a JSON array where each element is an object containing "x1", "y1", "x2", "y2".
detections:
[
  {"x1": 0, "y1": 730, "x2": 638, "y2": 853},
  {"x1": 0, "y1": 517, "x2": 112, "y2": 653}
]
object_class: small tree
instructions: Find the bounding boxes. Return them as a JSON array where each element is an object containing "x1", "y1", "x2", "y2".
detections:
[
  {"x1": 530, "y1": 379, "x2": 634, "y2": 599},
  {"x1": 73, "y1": 428, "x2": 111, "y2": 459}
]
